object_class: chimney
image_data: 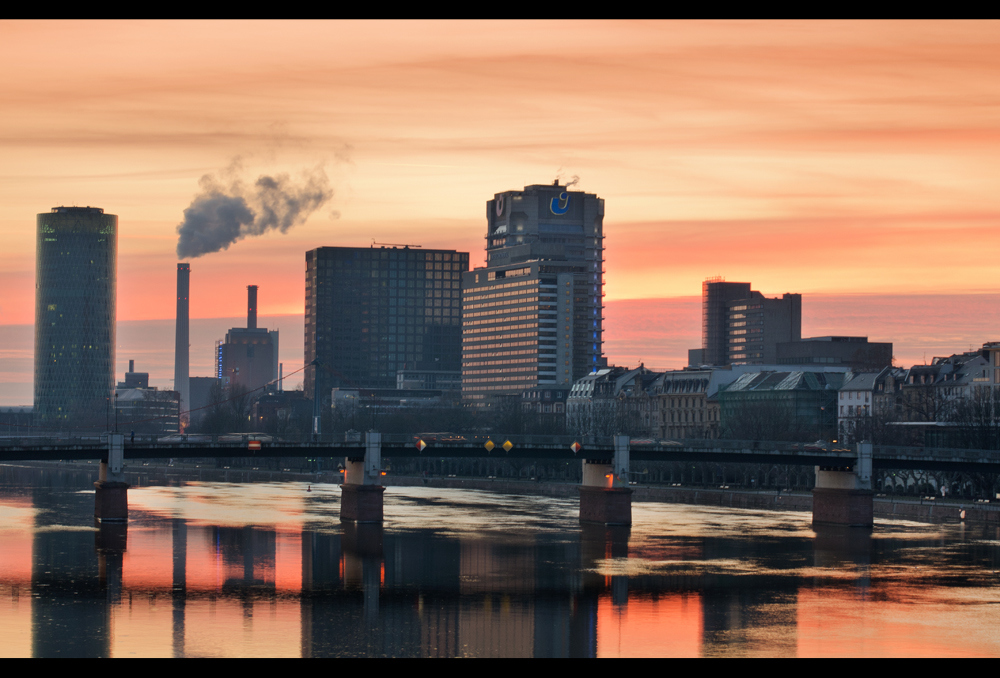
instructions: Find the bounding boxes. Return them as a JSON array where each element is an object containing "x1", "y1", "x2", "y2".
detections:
[
  {"x1": 174, "y1": 263, "x2": 190, "y2": 426},
  {"x1": 247, "y1": 284, "x2": 258, "y2": 330},
  {"x1": 128, "y1": 359, "x2": 135, "y2": 373}
]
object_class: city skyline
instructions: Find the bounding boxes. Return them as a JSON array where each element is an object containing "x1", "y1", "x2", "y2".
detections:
[{"x1": 3, "y1": 21, "x2": 1000, "y2": 403}]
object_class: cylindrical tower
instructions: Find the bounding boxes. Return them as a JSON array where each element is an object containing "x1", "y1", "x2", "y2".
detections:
[
  {"x1": 34, "y1": 206, "x2": 117, "y2": 429},
  {"x1": 175, "y1": 263, "x2": 190, "y2": 424}
]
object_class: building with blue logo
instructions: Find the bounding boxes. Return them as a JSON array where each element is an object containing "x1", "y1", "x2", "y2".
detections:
[{"x1": 462, "y1": 181, "x2": 606, "y2": 405}]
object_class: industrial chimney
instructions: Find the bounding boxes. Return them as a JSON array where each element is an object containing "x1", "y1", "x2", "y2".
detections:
[
  {"x1": 174, "y1": 263, "x2": 190, "y2": 425},
  {"x1": 247, "y1": 285, "x2": 258, "y2": 330}
]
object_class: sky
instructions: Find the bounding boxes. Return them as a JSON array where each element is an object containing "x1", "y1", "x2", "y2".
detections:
[{"x1": 2, "y1": 20, "x2": 1000, "y2": 404}]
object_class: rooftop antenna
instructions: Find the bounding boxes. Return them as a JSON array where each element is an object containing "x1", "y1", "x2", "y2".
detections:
[{"x1": 372, "y1": 241, "x2": 422, "y2": 249}]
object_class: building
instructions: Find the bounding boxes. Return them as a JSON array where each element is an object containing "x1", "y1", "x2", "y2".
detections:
[
  {"x1": 777, "y1": 336, "x2": 893, "y2": 369},
  {"x1": 114, "y1": 360, "x2": 179, "y2": 435},
  {"x1": 567, "y1": 366, "x2": 657, "y2": 437},
  {"x1": 695, "y1": 278, "x2": 801, "y2": 367},
  {"x1": 218, "y1": 285, "x2": 279, "y2": 394},
  {"x1": 718, "y1": 370, "x2": 845, "y2": 441},
  {"x1": 305, "y1": 246, "x2": 469, "y2": 403},
  {"x1": 462, "y1": 182, "x2": 606, "y2": 405},
  {"x1": 34, "y1": 206, "x2": 117, "y2": 429}
]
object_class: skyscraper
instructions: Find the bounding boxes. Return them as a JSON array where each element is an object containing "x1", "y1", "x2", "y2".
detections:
[
  {"x1": 34, "y1": 206, "x2": 117, "y2": 428},
  {"x1": 462, "y1": 182, "x2": 606, "y2": 405},
  {"x1": 305, "y1": 246, "x2": 469, "y2": 401}
]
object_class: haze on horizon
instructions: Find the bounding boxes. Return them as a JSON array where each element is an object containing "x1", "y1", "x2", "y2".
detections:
[{"x1": 2, "y1": 20, "x2": 1000, "y2": 404}]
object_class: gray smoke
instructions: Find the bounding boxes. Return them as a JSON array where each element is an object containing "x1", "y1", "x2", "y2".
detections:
[
  {"x1": 555, "y1": 169, "x2": 580, "y2": 188},
  {"x1": 176, "y1": 161, "x2": 334, "y2": 259}
]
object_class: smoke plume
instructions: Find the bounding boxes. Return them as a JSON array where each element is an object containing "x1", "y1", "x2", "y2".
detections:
[{"x1": 176, "y1": 160, "x2": 334, "y2": 258}]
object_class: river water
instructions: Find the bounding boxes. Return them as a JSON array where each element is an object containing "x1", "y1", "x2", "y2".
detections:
[{"x1": 2, "y1": 466, "x2": 1000, "y2": 657}]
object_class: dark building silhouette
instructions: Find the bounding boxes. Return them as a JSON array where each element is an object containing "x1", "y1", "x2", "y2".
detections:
[
  {"x1": 305, "y1": 246, "x2": 469, "y2": 402},
  {"x1": 218, "y1": 285, "x2": 278, "y2": 394},
  {"x1": 462, "y1": 182, "x2": 606, "y2": 405},
  {"x1": 34, "y1": 206, "x2": 117, "y2": 428},
  {"x1": 696, "y1": 278, "x2": 801, "y2": 367},
  {"x1": 174, "y1": 263, "x2": 190, "y2": 418}
]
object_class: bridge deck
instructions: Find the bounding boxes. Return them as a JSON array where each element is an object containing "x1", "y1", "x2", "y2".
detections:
[{"x1": 2, "y1": 435, "x2": 999, "y2": 471}]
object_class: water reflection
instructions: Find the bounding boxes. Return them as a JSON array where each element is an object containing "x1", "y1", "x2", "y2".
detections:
[{"x1": 2, "y1": 465, "x2": 1000, "y2": 657}]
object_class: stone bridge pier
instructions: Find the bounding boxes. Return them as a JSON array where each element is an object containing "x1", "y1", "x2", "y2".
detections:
[
  {"x1": 95, "y1": 433, "x2": 129, "y2": 522},
  {"x1": 579, "y1": 435, "x2": 632, "y2": 526},
  {"x1": 812, "y1": 442, "x2": 873, "y2": 527},
  {"x1": 340, "y1": 431, "x2": 386, "y2": 523}
]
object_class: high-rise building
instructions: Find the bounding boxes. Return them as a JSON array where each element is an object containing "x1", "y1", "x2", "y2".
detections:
[
  {"x1": 305, "y1": 246, "x2": 469, "y2": 401},
  {"x1": 696, "y1": 278, "x2": 801, "y2": 367},
  {"x1": 34, "y1": 206, "x2": 117, "y2": 428},
  {"x1": 218, "y1": 285, "x2": 279, "y2": 393},
  {"x1": 462, "y1": 182, "x2": 606, "y2": 405}
]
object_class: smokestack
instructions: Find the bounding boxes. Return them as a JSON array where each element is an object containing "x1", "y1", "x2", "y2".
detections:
[
  {"x1": 175, "y1": 263, "x2": 190, "y2": 427},
  {"x1": 128, "y1": 359, "x2": 134, "y2": 373},
  {"x1": 247, "y1": 285, "x2": 258, "y2": 330}
]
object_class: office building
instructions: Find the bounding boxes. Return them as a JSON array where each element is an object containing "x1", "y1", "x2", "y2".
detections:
[
  {"x1": 305, "y1": 246, "x2": 469, "y2": 402},
  {"x1": 218, "y1": 285, "x2": 279, "y2": 393},
  {"x1": 34, "y1": 206, "x2": 117, "y2": 428},
  {"x1": 776, "y1": 336, "x2": 893, "y2": 369},
  {"x1": 696, "y1": 278, "x2": 801, "y2": 367},
  {"x1": 462, "y1": 182, "x2": 606, "y2": 405}
]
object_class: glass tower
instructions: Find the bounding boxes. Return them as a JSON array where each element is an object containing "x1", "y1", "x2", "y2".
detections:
[
  {"x1": 34, "y1": 207, "x2": 117, "y2": 428},
  {"x1": 305, "y1": 246, "x2": 469, "y2": 400}
]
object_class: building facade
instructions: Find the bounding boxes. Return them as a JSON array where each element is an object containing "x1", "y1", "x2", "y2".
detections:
[
  {"x1": 696, "y1": 279, "x2": 801, "y2": 367},
  {"x1": 34, "y1": 206, "x2": 117, "y2": 428},
  {"x1": 305, "y1": 246, "x2": 469, "y2": 402},
  {"x1": 462, "y1": 182, "x2": 606, "y2": 405},
  {"x1": 218, "y1": 285, "x2": 279, "y2": 394}
]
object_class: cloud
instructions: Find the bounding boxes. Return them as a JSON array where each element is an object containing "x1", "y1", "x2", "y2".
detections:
[{"x1": 176, "y1": 158, "x2": 334, "y2": 259}]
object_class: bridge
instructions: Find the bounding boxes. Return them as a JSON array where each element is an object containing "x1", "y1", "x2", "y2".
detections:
[{"x1": 4, "y1": 433, "x2": 1000, "y2": 527}]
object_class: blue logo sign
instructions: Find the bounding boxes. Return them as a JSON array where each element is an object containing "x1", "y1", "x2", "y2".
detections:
[{"x1": 550, "y1": 191, "x2": 569, "y2": 215}]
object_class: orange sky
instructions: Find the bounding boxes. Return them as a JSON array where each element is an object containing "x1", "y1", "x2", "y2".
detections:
[{"x1": 2, "y1": 20, "x2": 1000, "y2": 398}]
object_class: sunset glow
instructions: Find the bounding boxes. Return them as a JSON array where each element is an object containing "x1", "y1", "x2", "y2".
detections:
[{"x1": 3, "y1": 20, "x2": 1000, "y2": 403}]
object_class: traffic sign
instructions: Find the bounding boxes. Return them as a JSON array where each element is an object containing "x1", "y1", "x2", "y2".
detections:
[
  {"x1": 416, "y1": 439, "x2": 427, "y2": 452},
  {"x1": 484, "y1": 440, "x2": 495, "y2": 452},
  {"x1": 570, "y1": 442, "x2": 581, "y2": 454},
  {"x1": 502, "y1": 440, "x2": 513, "y2": 452}
]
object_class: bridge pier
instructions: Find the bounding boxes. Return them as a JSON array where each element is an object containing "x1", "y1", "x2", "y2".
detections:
[
  {"x1": 812, "y1": 442, "x2": 873, "y2": 527},
  {"x1": 579, "y1": 435, "x2": 632, "y2": 526},
  {"x1": 94, "y1": 433, "x2": 128, "y2": 522},
  {"x1": 340, "y1": 431, "x2": 386, "y2": 523}
]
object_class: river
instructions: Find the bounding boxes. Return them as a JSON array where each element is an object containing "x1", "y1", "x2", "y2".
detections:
[{"x1": 1, "y1": 465, "x2": 999, "y2": 657}]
